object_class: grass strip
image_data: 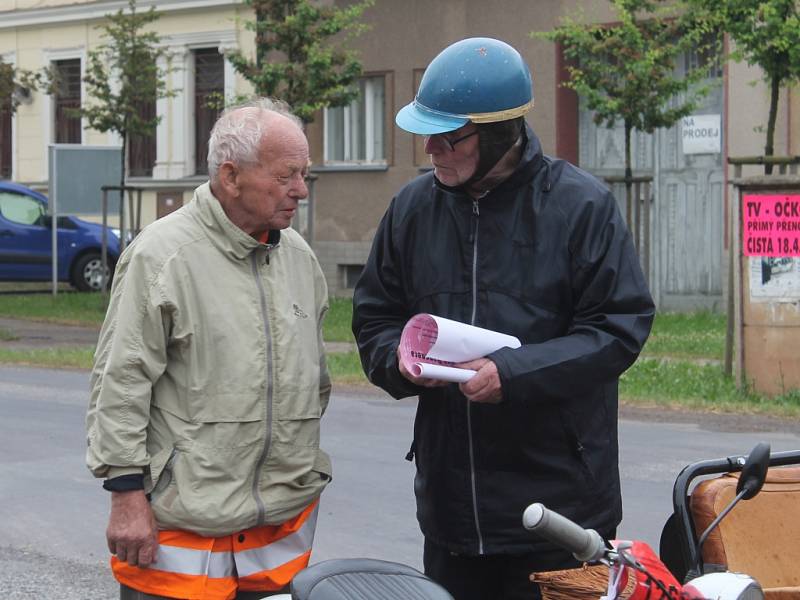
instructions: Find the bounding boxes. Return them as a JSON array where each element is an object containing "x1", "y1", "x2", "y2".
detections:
[
  {"x1": 0, "y1": 345, "x2": 370, "y2": 387},
  {"x1": 0, "y1": 327, "x2": 19, "y2": 342},
  {"x1": 0, "y1": 293, "x2": 356, "y2": 343},
  {"x1": 0, "y1": 293, "x2": 108, "y2": 327},
  {"x1": 1, "y1": 297, "x2": 797, "y2": 416},
  {"x1": 622, "y1": 357, "x2": 800, "y2": 417},
  {"x1": 2, "y1": 347, "x2": 799, "y2": 420},
  {"x1": 325, "y1": 297, "x2": 356, "y2": 343},
  {"x1": 642, "y1": 311, "x2": 726, "y2": 360},
  {"x1": 327, "y1": 351, "x2": 368, "y2": 385},
  {"x1": 0, "y1": 346, "x2": 94, "y2": 369}
]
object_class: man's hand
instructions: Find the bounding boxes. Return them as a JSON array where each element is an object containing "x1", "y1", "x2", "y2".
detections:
[
  {"x1": 458, "y1": 358, "x2": 503, "y2": 403},
  {"x1": 397, "y1": 348, "x2": 449, "y2": 388},
  {"x1": 107, "y1": 490, "x2": 159, "y2": 568}
]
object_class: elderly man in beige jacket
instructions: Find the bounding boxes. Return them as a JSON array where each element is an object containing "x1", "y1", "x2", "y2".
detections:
[{"x1": 86, "y1": 98, "x2": 331, "y2": 600}]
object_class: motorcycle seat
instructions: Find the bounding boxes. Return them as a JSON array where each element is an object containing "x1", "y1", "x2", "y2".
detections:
[
  {"x1": 289, "y1": 558, "x2": 454, "y2": 600},
  {"x1": 690, "y1": 465, "x2": 800, "y2": 596}
]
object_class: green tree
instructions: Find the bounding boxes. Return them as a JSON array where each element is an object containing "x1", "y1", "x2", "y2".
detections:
[
  {"x1": 226, "y1": 0, "x2": 373, "y2": 124},
  {"x1": 687, "y1": 0, "x2": 800, "y2": 174},
  {"x1": 537, "y1": 0, "x2": 717, "y2": 214},
  {"x1": 0, "y1": 56, "x2": 49, "y2": 113},
  {"x1": 78, "y1": 0, "x2": 172, "y2": 191}
]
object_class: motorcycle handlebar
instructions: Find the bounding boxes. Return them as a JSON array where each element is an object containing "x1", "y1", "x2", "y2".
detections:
[{"x1": 522, "y1": 503, "x2": 606, "y2": 563}]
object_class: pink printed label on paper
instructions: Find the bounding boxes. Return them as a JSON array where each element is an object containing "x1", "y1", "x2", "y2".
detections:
[
  {"x1": 399, "y1": 314, "x2": 455, "y2": 373},
  {"x1": 743, "y1": 194, "x2": 800, "y2": 256}
]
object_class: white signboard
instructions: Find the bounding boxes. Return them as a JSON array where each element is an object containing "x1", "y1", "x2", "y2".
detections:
[
  {"x1": 749, "y1": 257, "x2": 800, "y2": 302},
  {"x1": 681, "y1": 114, "x2": 721, "y2": 154}
]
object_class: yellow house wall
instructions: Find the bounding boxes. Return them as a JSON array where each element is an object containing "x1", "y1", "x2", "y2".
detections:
[
  {"x1": 1, "y1": 3, "x2": 246, "y2": 184},
  {"x1": 0, "y1": 0, "x2": 97, "y2": 9}
]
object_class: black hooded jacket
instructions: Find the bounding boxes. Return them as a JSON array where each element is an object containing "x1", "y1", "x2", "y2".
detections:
[{"x1": 352, "y1": 126, "x2": 655, "y2": 556}]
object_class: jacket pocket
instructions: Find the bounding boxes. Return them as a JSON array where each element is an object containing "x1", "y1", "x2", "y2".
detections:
[
  {"x1": 145, "y1": 446, "x2": 175, "y2": 493},
  {"x1": 152, "y1": 443, "x2": 263, "y2": 534},
  {"x1": 311, "y1": 450, "x2": 332, "y2": 482},
  {"x1": 187, "y1": 389, "x2": 264, "y2": 423},
  {"x1": 274, "y1": 415, "x2": 321, "y2": 448},
  {"x1": 153, "y1": 385, "x2": 264, "y2": 425},
  {"x1": 273, "y1": 382, "x2": 322, "y2": 420},
  {"x1": 559, "y1": 411, "x2": 599, "y2": 489},
  {"x1": 147, "y1": 446, "x2": 177, "y2": 495}
]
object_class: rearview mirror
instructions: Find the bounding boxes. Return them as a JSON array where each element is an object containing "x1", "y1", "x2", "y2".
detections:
[{"x1": 737, "y1": 442, "x2": 770, "y2": 500}]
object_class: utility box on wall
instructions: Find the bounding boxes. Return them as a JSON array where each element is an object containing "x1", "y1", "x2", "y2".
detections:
[{"x1": 732, "y1": 176, "x2": 800, "y2": 395}]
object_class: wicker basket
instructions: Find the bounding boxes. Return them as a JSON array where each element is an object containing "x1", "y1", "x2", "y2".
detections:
[{"x1": 531, "y1": 563, "x2": 636, "y2": 600}]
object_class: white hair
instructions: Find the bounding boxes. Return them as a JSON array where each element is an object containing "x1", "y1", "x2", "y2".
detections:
[{"x1": 207, "y1": 97, "x2": 303, "y2": 180}]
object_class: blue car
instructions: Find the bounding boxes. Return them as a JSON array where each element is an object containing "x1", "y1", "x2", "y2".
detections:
[{"x1": 0, "y1": 181, "x2": 121, "y2": 291}]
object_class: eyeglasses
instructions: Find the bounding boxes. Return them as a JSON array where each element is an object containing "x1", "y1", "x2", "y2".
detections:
[{"x1": 429, "y1": 129, "x2": 479, "y2": 152}]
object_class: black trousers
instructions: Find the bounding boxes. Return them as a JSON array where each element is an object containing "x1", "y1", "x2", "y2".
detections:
[{"x1": 423, "y1": 538, "x2": 584, "y2": 600}]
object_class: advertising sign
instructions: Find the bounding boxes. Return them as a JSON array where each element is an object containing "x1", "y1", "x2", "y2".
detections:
[
  {"x1": 743, "y1": 194, "x2": 800, "y2": 257},
  {"x1": 744, "y1": 194, "x2": 800, "y2": 301}
]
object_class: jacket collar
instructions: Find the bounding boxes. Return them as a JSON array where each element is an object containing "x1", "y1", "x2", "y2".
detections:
[
  {"x1": 192, "y1": 182, "x2": 281, "y2": 260},
  {"x1": 433, "y1": 123, "x2": 544, "y2": 198}
]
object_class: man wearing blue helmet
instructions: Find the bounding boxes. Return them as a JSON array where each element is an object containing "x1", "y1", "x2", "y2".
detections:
[{"x1": 352, "y1": 38, "x2": 654, "y2": 599}]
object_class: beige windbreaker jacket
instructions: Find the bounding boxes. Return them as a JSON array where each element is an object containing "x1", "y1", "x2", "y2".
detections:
[{"x1": 86, "y1": 182, "x2": 331, "y2": 536}]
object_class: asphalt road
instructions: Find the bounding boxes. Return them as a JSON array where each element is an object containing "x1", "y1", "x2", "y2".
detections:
[{"x1": 1, "y1": 365, "x2": 799, "y2": 598}]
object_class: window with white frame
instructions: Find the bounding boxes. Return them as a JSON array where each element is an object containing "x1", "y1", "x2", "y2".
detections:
[
  {"x1": 53, "y1": 58, "x2": 82, "y2": 144},
  {"x1": 194, "y1": 48, "x2": 224, "y2": 176},
  {"x1": 324, "y1": 75, "x2": 385, "y2": 164}
]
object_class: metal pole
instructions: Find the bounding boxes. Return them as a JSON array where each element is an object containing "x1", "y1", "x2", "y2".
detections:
[
  {"x1": 735, "y1": 186, "x2": 745, "y2": 388},
  {"x1": 127, "y1": 187, "x2": 135, "y2": 238},
  {"x1": 653, "y1": 128, "x2": 661, "y2": 306},
  {"x1": 51, "y1": 147, "x2": 58, "y2": 297},
  {"x1": 119, "y1": 186, "x2": 126, "y2": 252},
  {"x1": 634, "y1": 181, "x2": 641, "y2": 255},
  {"x1": 136, "y1": 188, "x2": 143, "y2": 236},
  {"x1": 643, "y1": 181, "x2": 651, "y2": 285},
  {"x1": 101, "y1": 188, "x2": 109, "y2": 294}
]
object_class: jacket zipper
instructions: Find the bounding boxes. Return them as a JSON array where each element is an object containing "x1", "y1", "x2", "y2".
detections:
[
  {"x1": 468, "y1": 197, "x2": 485, "y2": 554},
  {"x1": 251, "y1": 251, "x2": 275, "y2": 525}
]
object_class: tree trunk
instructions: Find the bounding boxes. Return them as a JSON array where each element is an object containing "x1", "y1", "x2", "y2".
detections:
[
  {"x1": 120, "y1": 131, "x2": 127, "y2": 194},
  {"x1": 624, "y1": 120, "x2": 633, "y2": 229},
  {"x1": 255, "y1": 2, "x2": 266, "y2": 70},
  {"x1": 764, "y1": 74, "x2": 780, "y2": 176}
]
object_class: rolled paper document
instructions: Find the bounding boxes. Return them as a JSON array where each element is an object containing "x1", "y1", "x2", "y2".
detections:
[
  {"x1": 399, "y1": 314, "x2": 521, "y2": 383},
  {"x1": 410, "y1": 363, "x2": 477, "y2": 383}
]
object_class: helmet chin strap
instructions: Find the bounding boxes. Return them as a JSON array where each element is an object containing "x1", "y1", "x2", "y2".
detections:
[{"x1": 465, "y1": 118, "x2": 526, "y2": 192}]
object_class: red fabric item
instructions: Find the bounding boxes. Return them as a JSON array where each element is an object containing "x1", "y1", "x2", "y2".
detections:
[{"x1": 613, "y1": 540, "x2": 703, "y2": 600}]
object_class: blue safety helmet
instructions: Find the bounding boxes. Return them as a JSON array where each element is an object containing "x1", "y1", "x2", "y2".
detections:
[{"x1": 396, "y1": 37, "x2": 534, "y2": 135}]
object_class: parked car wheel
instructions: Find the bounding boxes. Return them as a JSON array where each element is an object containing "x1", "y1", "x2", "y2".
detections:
[{"x1": 70, "y1": 253, "x2": 113, "y2": 292}]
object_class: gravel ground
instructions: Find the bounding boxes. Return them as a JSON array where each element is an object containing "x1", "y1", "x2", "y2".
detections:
[{"x1": 0, "y1": 546, "x2": 116, "y2": 599}]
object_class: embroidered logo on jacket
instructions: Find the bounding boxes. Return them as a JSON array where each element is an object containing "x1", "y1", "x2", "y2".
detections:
[{"x1": 293, "y1": 303, "x2": 309, "y2": 318}]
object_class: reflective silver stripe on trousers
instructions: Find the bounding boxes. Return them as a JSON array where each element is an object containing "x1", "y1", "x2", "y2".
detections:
[
  {"x1": 148, "y1": 545, "x2": 235, "y2": 578},
  {"x1": 146, "y1": 505, "x2": 318, "y2": 579},
  {"x1": 236, "y1": 505, "x2": 319, "y2": 577}
]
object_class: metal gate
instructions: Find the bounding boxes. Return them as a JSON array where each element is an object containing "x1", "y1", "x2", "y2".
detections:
[{"x1": 578, "y1": 59, "x2": 724, "y2": 311}]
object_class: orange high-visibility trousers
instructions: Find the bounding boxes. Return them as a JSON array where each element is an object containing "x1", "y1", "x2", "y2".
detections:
[{"x1": 112, "y1": 501, "x2": 319, "y2": 600}]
